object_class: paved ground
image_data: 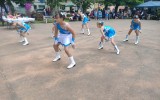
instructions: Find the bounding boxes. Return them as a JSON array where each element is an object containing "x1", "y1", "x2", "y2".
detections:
[{"x1": 0, "y1": 20, "x2": 160, "y2": 100}]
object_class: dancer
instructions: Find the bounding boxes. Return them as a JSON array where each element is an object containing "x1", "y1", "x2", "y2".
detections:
[
  {"x1": 97, "y1": 21, "x2": 120, "y2": 55},
  {"x1": 53, "y1": 12, "x2": 76, "y2": 69},
  {"x1": 16, "y1": 22, "x2": 31, "y2": 46},
  {"x1": 78, "y1": 10, "x2": 91, "y2": 35},
  {"x1": 123, "y1": 15, "x2": 141, "y2": 44}
]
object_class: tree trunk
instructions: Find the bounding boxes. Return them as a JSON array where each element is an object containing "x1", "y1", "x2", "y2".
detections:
[
  {"x1": 1, "y1": 1, "x2": 8, "y2": 14},
  {"x1": 115, "y1": 3, "x2": 120, "y2": 14}
]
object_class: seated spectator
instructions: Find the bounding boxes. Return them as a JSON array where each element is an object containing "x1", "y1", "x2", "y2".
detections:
[{"x1": 7, "y1": 12, "x2": 14, "y2": 19}]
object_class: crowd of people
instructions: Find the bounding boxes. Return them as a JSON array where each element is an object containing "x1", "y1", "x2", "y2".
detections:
[{"x1": 89, "y1": 7, "x2": 159, "y2": 20}]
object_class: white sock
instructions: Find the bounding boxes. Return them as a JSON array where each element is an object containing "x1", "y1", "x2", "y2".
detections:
[
  {"x1": 114, "y1": 45, "x2": 119, "y2": 51},
  {"x1": 55, "y1": 52, "x2": 60, "y2": 58},
  {"x1": 126, "y1": 35, "x2": 129, "y2": 39},
  {"x1": 24, "y1": 37, "x2": 28, "y2": 43},
  {"x1": 69, "y1": 56, "x2": 75, "y2": 64},
  {"x1": 99, "y1": 41, "x2": 103, "y2": 47},
  {"x1": 136, "y1": 36, "x2": 139, "y2": 42},
  {"x1": 87, "y1": 29, "x2": 90, "y2": 35}
]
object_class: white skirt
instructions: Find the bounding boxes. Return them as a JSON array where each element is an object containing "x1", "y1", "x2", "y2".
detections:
[{"x1": 55, "y1": 33, "x2": 72, "y2": 47}]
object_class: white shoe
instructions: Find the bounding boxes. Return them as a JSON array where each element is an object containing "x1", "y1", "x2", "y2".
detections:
[
  {"x1": 23, "y1": 42, "x2": 29, "y2": 46},
  {"x1": 123, "y1": 39, "x2": 128, "y2": 42},
  {"x1": 88, "y1": 32, "x2": 90, "y2": 36},
  {"x1": 67, "y1": 62, "x2": 76, "y2": 69},
  {"x1": 52, "y1": 56, "x2": 61, "y2": 62},
  {"x1": 98, "y1": 46, "x2": 103, "y2": 50},
  {"x1": 81, "y1": 31, "x2": 84, "y2": 34},
  {"x1": 135, "y1": 41, "x2": 139, "y2": 45},
  {"x1": 116, "y1": 49, "x2": 120, "y2": 55},
  {"x1": 114, "y1": 47, "x2": 120, "y2": 55}
]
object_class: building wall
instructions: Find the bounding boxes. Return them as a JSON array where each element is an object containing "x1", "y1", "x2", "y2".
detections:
[{"x1": 34, "y1": 0, "x2": 47, "y2": 9}]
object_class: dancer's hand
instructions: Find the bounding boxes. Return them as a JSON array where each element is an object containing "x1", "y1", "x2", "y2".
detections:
[{"x1": 71, "y1": 38, "x2": 75, "y2": 49}]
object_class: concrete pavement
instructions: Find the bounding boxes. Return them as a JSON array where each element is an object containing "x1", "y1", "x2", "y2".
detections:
[{"x1": 0, "y1": 19, "x2": 160, "y2": 100}]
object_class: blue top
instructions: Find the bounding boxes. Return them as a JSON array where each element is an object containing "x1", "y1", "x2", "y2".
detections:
[
  {"x1": 103, "y1": 26, "x2": 114, "y2": 33},
  {"x1": 103, "y1": 26, "x2": 116, "y2": 38},
  {"x1": 19, "y1": 22, "x2": 31, "y2": 31},
  {"x1": 23, "y1": 23, "x2": 31, "y2": 30},
  {"x1": 56, "y1": 23, "x2": 71, "y2": 34},
  {"x1": 131, "y1": 20, "x2": 141, "y2": 30}
]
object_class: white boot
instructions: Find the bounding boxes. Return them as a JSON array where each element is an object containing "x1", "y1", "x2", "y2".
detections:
[
  {"x1": 19, "y1": 36, "x2": 24, "y2": 43},
  {"x1": 67, "y1": 56, "x2": 76, "y2": 69},
  {"x1": 53, "y1": 52, "x2": 61, "y2": 62},
  {"x1": 114, "y1": 45, "x2": 120, "y2": 55},
  {"x1": 87, "y1": 29, "x2": 91, "y2": 36},
  {"x1": 98, "y1": 42, "x2": 103, "y2": 50},
  {"x1": 135, "y1": 36, "x2": 139, "y2": 45},
  {"x1": 81, "y1": 29, "x2": 84, "y2": 34},
  {"x1": 123, "y1": 35, "x2": 129, "y2": 42},
  {"x1": 23, "y1": 37, "x2": 29, "y2": 46}
]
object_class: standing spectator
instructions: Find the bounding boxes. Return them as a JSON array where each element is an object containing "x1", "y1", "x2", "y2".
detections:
[
  {"x1": 108, "y1": 8, "x2": 111, "y2": 19},
  {"x1": 43, "y1": 8, "x2": 46, "y2": 16},
  {"x1": 123, "y1": 11, "x2": 128, "y2": 19},
  {"x1": 94, "y1": 8, "x2": 98, "y2": 20},
  {"x1": 102, "y1": 8, "x2": 105, "y2": 19},
  {"x1": 97, "y1": 9, "x2": 102, "y2": 20}
]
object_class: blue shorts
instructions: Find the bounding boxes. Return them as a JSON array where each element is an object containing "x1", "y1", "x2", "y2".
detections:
[
  {"x1": 105, "y1": 29, "x2": 116, "y2": 38},
  {"x1": 130, "y1": 25, "x2": 140, "y2": 30},
  {"x1": 82, "y1": 17, "x2": 89, "y2": 25}
]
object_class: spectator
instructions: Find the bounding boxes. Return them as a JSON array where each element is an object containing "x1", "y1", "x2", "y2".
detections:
[
  {"x1": 43, "y1": 8, "x2": 46, "y2": 16},
  {"x1": 97, "y1": 9, "x2": 102, "y2": 20},
  {"x1": 94, "y1": 8, "x2": 98, "y2": 20},
  {"x1": 7, "y1": 12, "x2": 14, "y2": 18}
]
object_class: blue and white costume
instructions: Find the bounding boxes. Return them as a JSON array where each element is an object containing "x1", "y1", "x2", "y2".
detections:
[
  {"x1": 18, "y1": 22, "x2": 31, "y2": 33},
  {"x1": 103, "y1": 26, "x2": 116, "y2": 38},
  {"x1": 130, "y1": 20, "x2": 141, "y2": 30},
  {"x1": 82, "y1": 14, "x2": 89, "y2": 25},
  {"x1": 55, "y1": 23, "x2": 74, "y2": 47}
]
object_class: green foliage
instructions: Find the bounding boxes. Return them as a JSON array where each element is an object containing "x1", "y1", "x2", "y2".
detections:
[
  {"x1": 71, "y1": 0, "x2": 94, "y2": 12},
  {"x1": 11, "y1": 0, "x2": 34, "y2": 6},
  {"x1": 47, "y1": 0, "x2": 66, "y2": 8},
  {"x1": 103, "y1": 0, "x2": 143, "y2": 12}
]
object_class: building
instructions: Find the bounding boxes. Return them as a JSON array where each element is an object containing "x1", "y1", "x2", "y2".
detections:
[
  {"x1": 59, "y1": 1, "x2": 77, "y2": 12},
  {"x1": 34, "y1": 0, "x2": 47, "y2": 9}
]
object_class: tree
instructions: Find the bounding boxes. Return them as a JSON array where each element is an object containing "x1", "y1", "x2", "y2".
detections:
[
  {"x1": 47, "y1": 0, "x2": 66, "y2": 10},
  {"x1": 0, "y1": 0, "x2": 34, "y2": 14},
  {"x1": 71, "y1": 0, "x2": 95, "y2": 12},
  {"x1": 104, "y1": 0, "x2": 143, "y2": 13},
  {"x1": 0, "y1": 0, "x2": 9, "y2": 13}
]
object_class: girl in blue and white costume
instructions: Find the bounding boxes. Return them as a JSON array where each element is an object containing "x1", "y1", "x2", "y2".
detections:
[
  {"x1": 16, "y1": 21, "x2": 31, "y2": 46},
  {"x1": 53, "y1": 12, "x2": 76, "y2": 69},
  {"x1": 97, "y1": 21, "x2": 120, "y2": 55},
  {"x1": 123, "y1": 15, "x2": 141, "y2": 44},
  {"x1": 78, "y1": 10, "x2": 91, "y2": 36}
]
